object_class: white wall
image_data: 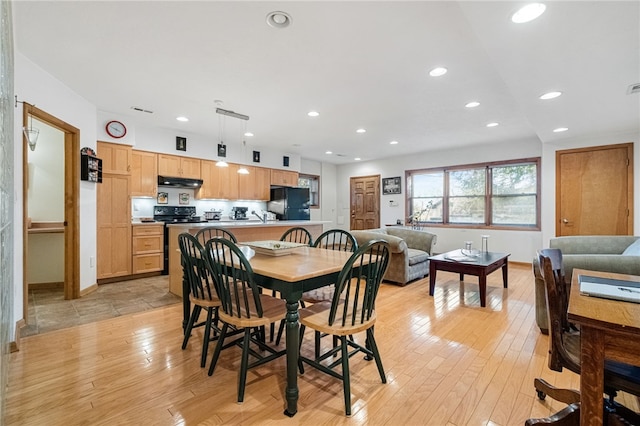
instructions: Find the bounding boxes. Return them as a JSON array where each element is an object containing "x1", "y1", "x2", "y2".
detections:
[{"x1": 14, "y1": 52, "x2": 98, "y2": 337}]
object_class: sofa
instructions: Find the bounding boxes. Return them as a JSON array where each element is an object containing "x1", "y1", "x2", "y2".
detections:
[
  {"x1": 351, "y1": 227, "x2": 437, "y2": 286},
  {"x1": 533, "y1": 235, "x2": 640, "y2": 334}
]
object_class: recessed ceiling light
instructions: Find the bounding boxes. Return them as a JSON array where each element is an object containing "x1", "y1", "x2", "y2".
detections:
[
  {"x1": 511, "y1": 3, "x2": 546, "y2": 23},
  {"x1": 176, "y1": 116, "x2": 189, "y2": 122},
  {"x1": 244, "y1": 132, "x2": 254, "y2": 137},
  {"x1": 354, "y1": 157, "x2": 361, "y2": 161},
  {"x1": 325, "y1": 151, "x2": 332, "y2": 155},
  {"x1": 429, "y1": 67, "x2": 448, "y2": 77},
  {"x1": 465, "y1": 101, "x2": 480, "y2": 108},
  {"x1": 266, "y1": 11, "x2": 292, "y2": 29},
  {"x1": 539, "y1": 91, "x2": 562, "y2": 100},
  {"x1": 389, "y1": 140, "x2": 398, "y2": 145},
  {"x1": 553, "y1": 127, "x2": 569, "y2": 133},
  {"x1": 486, "y1": 122, "x2": 499, "y2": 127},
  {"x1": 308, "y1": 111, "x2": 319, "y2": 117},
  {"x1": 356, "y1": 128, "x2": 366, "y2": 133}
]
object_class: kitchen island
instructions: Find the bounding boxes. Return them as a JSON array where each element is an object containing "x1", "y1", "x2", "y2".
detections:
[{"x1": 167, "y1": 220, "x2": 326, "y2": 297}]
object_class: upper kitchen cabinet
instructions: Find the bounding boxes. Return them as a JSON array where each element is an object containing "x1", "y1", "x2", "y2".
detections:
[
  {"x1": 271, "y1": 169, "x2": 299, "y2": 187},
  {"x1": 98, "y1": 141, "x2": 131, "y2": 175},
  {"x1": 238, "y1": 166, "x2": 270, "y2": 200},
  {"x1": 131, "y1": 150, "x2": 157, "y2": 197},
  {"x1": 158, "y1": 153, "x2": 201, "y2": 179},
  {"x1": 197, "y1": 160, "x2": 239, "y2": 200}
]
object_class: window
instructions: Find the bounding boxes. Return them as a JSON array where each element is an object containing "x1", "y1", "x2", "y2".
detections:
[
  {"x1": 298, "y1": 174, "x2": 320, "y2": 208},
  {"x1": 407, "y1": 158, "x2": 539, "y2": 229}
]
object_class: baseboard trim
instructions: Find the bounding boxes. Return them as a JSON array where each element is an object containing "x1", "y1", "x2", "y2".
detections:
[
  {"x1": 97, "y1": 271, "x2": 162, "y2": 285},
  {"x1": 28, "y1": 281, "x2": 64, "y2": 290},
  {"x1": 11, "y1": 319, "x2": 26, "y2": 352},
  {"x1": 80, "y1": 283, "x2": 98, "y2": 297}
]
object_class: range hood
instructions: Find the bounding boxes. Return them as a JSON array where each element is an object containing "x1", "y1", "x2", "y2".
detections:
[{"x1": 157, "y1": 175, "x2": 203, "y2": 188}]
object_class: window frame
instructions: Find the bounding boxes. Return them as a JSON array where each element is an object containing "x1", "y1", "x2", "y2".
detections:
[{"x1": 405, "y1": 157, "x2": 540, "y2": 230}]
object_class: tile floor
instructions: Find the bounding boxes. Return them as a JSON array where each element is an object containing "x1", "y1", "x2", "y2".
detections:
[{"x1": 23, "y1": 275, "x2": 180, "y2": 336}]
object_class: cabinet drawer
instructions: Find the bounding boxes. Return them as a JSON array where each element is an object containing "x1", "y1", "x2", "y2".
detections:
[
  {"x1": 132, "y1": 235, "x2": 163, "y2": 254},
  {"x1": 132, "y1": 254, "x2": 163, "y2": 274},
  {"x1": 132, "y1": 224, "x2": 164, "y2": 236}
]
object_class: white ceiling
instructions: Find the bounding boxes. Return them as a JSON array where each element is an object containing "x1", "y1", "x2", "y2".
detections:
[{"x1": 13, "y1": 1, "x2": 640, "y2": 165}]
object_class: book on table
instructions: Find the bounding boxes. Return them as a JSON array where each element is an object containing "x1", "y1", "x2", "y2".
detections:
[{"x1": 578, "y1": 275, "x2": 640, "y2": 304}]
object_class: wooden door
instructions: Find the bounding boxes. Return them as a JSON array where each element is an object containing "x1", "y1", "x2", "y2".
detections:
[
  {"x1": 350, "y1": 175, "x2": 380, "y2": 230},
  {"x1": 180, "y1": 157, "x2": 201, "y2": 179},
  {"x1": 98, "y1": 141, "x2": 131, "y2": 175},
  {"x1": 557, "y1": 143, "x2": 633, "y2": 236},
  {"x1": 97, "y1": 174, "x2": 131, "y2": 278},
  {"x1": 158, "y1": 154, "x2": 181, "y2": 177}
]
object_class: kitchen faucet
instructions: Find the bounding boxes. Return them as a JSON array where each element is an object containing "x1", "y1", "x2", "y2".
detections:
[{"x1": 252, "y1": 210, "x2": 267, "y2": 223}]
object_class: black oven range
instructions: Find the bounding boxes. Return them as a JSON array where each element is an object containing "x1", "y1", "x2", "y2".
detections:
[{"x1": 153, "y1": 206, "x2": 207, "y2": 274}]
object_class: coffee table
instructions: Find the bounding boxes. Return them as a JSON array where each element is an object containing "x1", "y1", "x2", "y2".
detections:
[{"x1": 428, "y1": 249, "x2": 510, "y2": 307}]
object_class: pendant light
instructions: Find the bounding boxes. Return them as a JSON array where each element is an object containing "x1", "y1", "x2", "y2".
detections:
[
  {"x1": 23, "y1": 114, "x2": 40, "y2": 151},
  {"x1": 216, "y1": 111, "x2": 228, "y2": 167},
  {"x1": 237, "y1": 120, "x2": 249, "y2": 174}
]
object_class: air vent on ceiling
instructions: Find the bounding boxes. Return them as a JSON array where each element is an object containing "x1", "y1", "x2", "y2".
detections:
[
  {"x1": 627, "y1": 83, "x2": 640, "y2": 95},
  {"x1": 130, "y1": 106, "x2": 154, "y2": 113},
  {"x1": 335, "y1": 154, "x2": 347, "y2": 157}
]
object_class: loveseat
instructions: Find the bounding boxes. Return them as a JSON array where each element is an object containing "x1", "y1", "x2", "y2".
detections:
[
  {"x1": 532, "y1": 235, "x2": 640, "y2": 334},
  {"x1": 351, "y1": 227, "x2": 437, "y2": 286}
]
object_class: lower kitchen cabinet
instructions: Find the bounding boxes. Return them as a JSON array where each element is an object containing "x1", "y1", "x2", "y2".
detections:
[
  {"x1": 97, "y1": 174, "x2": 132, "y2": 279},
  {"x1": 132, "y1": 224, "x2": 164, "y2": 274}
]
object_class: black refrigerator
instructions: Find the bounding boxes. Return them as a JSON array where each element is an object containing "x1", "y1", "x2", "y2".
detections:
[{"x1": 268, "y1": 187, "x2": 310, "y2": 220}]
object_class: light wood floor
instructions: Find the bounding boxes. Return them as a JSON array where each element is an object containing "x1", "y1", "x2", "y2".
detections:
[{"x1": 6, "y1": 264, "x2": 638, "y2": 425}]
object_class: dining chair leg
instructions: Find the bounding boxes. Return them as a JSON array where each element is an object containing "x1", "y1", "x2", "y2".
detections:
[
  {"x1": 314, "y1": 331, "x2": 321, "y2": 359},
  {"x1": 208, "y1": 323, "x2": 229, "y2": 376},
  {"x1": 275, "y1": 319, "x2": 285, "y2": 346},
  {"x1": 201, "y1": 308, "x2": 214, "y2": 368},
  {"x1": 182, "y1": 305, "x2": 201, "y2": 349},
  {"x1": 366, "y1": 328, "x2": 387, "y2": 383},
  {"x1": 340, "y1": 335, "x2": 352, "y2": 416},
  {"x1": 237, "y1": 328, "x2": 252, "y2": 403}
]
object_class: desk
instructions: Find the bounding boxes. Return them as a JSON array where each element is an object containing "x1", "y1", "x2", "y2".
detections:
[{"x1": 568, "y1": 269, "x2": 640, "y2": 426}]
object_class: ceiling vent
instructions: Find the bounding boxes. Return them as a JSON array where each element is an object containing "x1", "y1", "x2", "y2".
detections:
[
  {"x1": 627, "y1": 83, "x2": 640, "y2": 95},
  {"x1": 131, "y1": 106, "x2": 154, "y2": 113}
]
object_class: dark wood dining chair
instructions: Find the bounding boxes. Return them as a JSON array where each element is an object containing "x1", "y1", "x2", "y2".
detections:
[
  {"x1": 280, "y1": 226, "x2": 313, "y2": 246},
  {"x1": 178, "y1": 233, "x2": 222, "y2": 368},
  {"x1": 298, "y1": 239, "x2": 390, "y2": 416},
  {"x1": 534, "y1": 249, "x2": 640, "y2": 414},
  {"x1": 195, "y1": 226, "x2": 237, "y2": 246},
  {"x1": 204, "y1": 237, "x2": 286, "y2": 403}
]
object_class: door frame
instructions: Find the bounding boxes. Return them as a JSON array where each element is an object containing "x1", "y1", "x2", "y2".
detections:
[{"x1": 22, "y1": 104, "x2": 80, "y2": 322}]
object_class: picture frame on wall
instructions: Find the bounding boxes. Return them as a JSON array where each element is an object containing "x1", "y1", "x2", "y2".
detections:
[
  {"x1": 157, "y1": 192, "x2": 168, "y2": 204},
  {"x1": 176, "y1": 136, "x2": 187, "y2": 151},
  {"x1": 382, "y1": 177, "x2": 402, "y2": 195},
  {"x1": 179, "y1": 193, "x2": 190, "y2": 205}
]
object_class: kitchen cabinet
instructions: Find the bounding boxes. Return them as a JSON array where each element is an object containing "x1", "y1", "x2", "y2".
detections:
[
  {"x1": 98, "y1": 141, "x2": 131, "y2": 175},
  {"x1": 131, "y1": 150, "x2": 157, "y2": 197},
  {"x1": 238, "y1": 166, "x2": 270, "y2": 200},
  {"x1": 97, "y1": 174, "x2": 131, "y2": 279},
  {"x1": 132, "y1": 224, "x2": 164, "y2": 274},
  {"x1": 158, "y1": 154, "x2": 201, "y2": 179},
  {"x1": 197, "y1": 160, "x2": 239, "y2": 200},
  {"x1": 271, "y1": 169, "x2": 299, "y2": 187}
]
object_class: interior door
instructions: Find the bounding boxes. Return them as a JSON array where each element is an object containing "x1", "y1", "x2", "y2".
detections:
[
  {"x1": 350, "y1": 175, "x2": 380, "y2": 230},
  {"x1": 556, "y1": 143, "x2": 633, "y2": 236}
]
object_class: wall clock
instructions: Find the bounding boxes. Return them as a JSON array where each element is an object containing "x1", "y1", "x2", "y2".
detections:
[{"x1": 106, "y1": 120, "x2": 127, "y2": 138}]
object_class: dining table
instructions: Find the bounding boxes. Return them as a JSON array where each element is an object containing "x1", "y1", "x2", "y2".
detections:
[
  {"x1": 181, "y1": 244, "x2": 354, "y2": 417},
  {"x1": 567, "y1": 268, "x2": 640, "y2": 426}
]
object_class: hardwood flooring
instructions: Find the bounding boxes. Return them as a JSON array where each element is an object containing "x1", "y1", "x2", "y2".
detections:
[{"x1": 6, "y1": 264, "x2": 638, "y2": 425}]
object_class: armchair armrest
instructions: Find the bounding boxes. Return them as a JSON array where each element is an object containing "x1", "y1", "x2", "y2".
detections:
[
  {"x1": 386, "y1": 228, "x2": 437, "y2": 255},
  {"x1": 351, "y1": 230, "x2": 406, "y2": 253}
]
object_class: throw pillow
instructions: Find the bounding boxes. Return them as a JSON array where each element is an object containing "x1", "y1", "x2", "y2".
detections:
[{"x1": 622, "y1": 239, "x2": 640, "y2": 255}]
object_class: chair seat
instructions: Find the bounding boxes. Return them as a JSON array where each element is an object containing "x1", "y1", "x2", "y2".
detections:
[
  {"x1": 299, "y1": 301, "x2": 376, "y2": 336},
  {"x1": 219, "y1": 294, "x2": 286, "y2": 328},
  {"x1": 189, "y1": 294, "x2": 222, "y2": 308}
]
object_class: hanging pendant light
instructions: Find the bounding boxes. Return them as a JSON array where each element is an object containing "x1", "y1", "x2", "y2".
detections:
[
  {"x1": 237, "y1": 120, "x2": 249, "y2": 174},
  {"x1": 216, "y1": 111, "x2": 228, "y2": 167},
  {"x1": 23, "y1": 110, "x2": 40, "y2": 151}
]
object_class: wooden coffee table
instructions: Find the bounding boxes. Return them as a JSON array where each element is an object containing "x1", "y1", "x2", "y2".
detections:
[{"x1": 428, "y1": 250, "x2": 510, "y2": 307}]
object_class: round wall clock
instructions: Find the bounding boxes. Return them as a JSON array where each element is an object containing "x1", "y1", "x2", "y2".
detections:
[{"x1": 106, "y1": 120, "x2": 127, "y2": 138}]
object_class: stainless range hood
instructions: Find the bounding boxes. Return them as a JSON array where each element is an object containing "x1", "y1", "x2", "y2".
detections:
[{"x1": 157, "y1": 175, "x2": 203, "y2": 188}]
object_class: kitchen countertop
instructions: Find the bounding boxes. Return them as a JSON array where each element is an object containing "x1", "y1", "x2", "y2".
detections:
[{"x1": 165, "y1": 220, "x2": 329, "y2": 228}]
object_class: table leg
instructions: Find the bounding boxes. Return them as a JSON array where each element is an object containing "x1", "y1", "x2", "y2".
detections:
[
  {"x1": 479, "y1": 271, "x2": 487, "y2": 307},
  {"x1": 459, "y1": 273, "x2": 464, "y2": 281},
  {"x1": 284, "y1": 297, "x2": 300, "y2": 417},
  {"x1": 580, "y1": 326, "x2": 605, "y2": 425},
  {"x1": 429, "y1": 262, "x2": 437, "y2": 296},
  {"x1": 502, "y1": 262, "x2": 508, "y2": 288}
]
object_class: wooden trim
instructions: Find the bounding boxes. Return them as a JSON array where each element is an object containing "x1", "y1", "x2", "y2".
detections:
[
  {"x1": 11, "y1": 319, "x2": 26, "y2": 352},
  {"x1": 28, "y1": 281, "x2": 64, "y2": 290},
  {"x1": 79, "y1": 283, "x2": 98, "y2": 297},
  {"x1": 97, "y1": 271, "x2": 162, "y2": 285}
]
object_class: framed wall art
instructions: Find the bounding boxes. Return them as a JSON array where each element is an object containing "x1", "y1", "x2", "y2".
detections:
[
  {"x1": 179, "y1": 193, "x2": 190, "y2": 205},
  {"x1": 382, "y1": 177, "x2": 402, "y2": 195},
  {"x1": 176, "y1": 136, "x2": 187, "y2": 151},
  {"x1": 157, "y1": 192, "x2": 168, "y2": 204}
]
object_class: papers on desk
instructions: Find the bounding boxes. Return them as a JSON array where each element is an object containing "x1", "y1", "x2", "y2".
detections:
[
  {"x1": 579, "y1": 275, "x2": 640, "y2": 304},
  {"x1": 444, "y1": 253, "x2": 478, "y2": 262}
]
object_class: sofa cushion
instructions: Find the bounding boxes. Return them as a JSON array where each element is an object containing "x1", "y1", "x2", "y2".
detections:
[
  {"x1": 407, "y1": 248, "x2": 429, "y2": 266},
  {"x1": 622, "y1": 239, "x2": 640, "y2": 256}
]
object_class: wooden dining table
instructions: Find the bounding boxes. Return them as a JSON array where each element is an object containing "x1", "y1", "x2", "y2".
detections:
[
  {"x1": 567, "y1": 269, "x2": 640, "y2": 426},
  {"x1": 181, "y1": 245, "x2": 354, "y2": 417}
]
